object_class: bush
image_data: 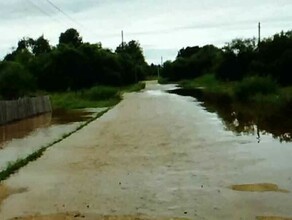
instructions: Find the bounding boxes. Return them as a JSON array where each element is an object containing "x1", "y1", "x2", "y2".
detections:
[
  {"x1": 234, "y1": 76, "x2": 279, "y2": 101},
  {"x1": 81, "y1": 86, "x2": 119, "y2": 101},
  {"x1": 0, "y1": 61, "x2": 35, "y2": 99}
]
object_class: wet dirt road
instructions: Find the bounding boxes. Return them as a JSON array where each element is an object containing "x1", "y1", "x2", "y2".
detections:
[{"x1": 1, "y1": 81, "x2": 292, "y2": 220}]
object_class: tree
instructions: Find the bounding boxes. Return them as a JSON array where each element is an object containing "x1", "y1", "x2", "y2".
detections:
[
  {"x1": 0, "y1": 61, "x2": 35, "y2": 99},
  {"x1": 31, "y1": 35, "x2": 51, "y2": 56},
  {"x1": 59, "y1": 28, "x2": 82, "y2": 47}
]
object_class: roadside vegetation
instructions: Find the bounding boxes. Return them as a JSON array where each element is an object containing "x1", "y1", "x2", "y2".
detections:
[
  {"x1": 0, "y1": 28, "x2": 152, "y2": 106},
  {"x1": 50, "y1": 82, "x2": 145, "y2": 110},
  {"x1": 161, "y1": 30, "x2": 292, "y2": 106}
]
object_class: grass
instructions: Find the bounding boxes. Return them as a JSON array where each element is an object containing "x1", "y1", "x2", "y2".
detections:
[
  {"x1": 50, "y1": 82, "x2": 145, "y2": 110},
  {"x1": 180, "y1": 74, "x2": 235, "y2": 96},
  {"x1": 0, "y1": 109, "x2": 110, "y2": 182}
]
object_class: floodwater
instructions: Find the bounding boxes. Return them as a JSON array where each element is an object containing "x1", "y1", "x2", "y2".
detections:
[
  {"x1": 0, "y1": 108, "x2": 106, "y2": 171},
  {"x1": 169, "y1": 88, "x2": 292, "y2": 143},
  {"x1": 0, "y1": 81, "x2": 292, "y2": 220}
]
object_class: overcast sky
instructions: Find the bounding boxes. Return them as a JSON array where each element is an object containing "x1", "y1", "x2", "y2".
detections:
[{"x1": 0, "y1": 0, "x2": 292, "y2": 64}]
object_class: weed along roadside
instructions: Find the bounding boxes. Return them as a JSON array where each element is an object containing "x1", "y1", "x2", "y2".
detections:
[{"x1": 0, "y1": 108, "x2": 110, "y2": 182}]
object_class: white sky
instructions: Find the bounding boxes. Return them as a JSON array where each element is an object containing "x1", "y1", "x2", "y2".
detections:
[{"x1": 0, "y1": 0, "x2": 292, "y2": 64}]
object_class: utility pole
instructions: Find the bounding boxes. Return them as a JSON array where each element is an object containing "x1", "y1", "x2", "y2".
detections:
[
  {"x1": 158, "y1": 56, "x2": 163, "y2": 79},
  {"x1": 258, "y1": 22, "x2": 261, "y2": 46},
  {"x1": 121, "y1": 30, "x2": 124, "y2": 49}
]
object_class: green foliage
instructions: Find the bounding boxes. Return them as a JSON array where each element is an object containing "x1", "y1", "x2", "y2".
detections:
[
  {"x1": 234, "y1": 76, "x2": 279, "y2": 101},
  {"x1": 161, "y1": 45, "x2": 222, "y2": 81},
  {"x1": 0, "y1": 61, "x2": 35, "y2": 99},
  {"x1": 82, "y1": 86, "x2": 119, "y2": 100},
  {"x1": 50, "y1": 91, "x2": 120, "y2": 110},
  {"x1": 1, "y1": 28, "x2": 150, "y2": 97},
  {"x1": 59, "y1": 28, "x2": 82, "y2": 47},
  {"x1": 162, "y1": 30, "x2": 292, "y2": 87}
]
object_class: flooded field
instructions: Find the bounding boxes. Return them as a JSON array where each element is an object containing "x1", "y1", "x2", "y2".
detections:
[{"x1": 0, "y1": 108, "x2": 106, "y2": 171}]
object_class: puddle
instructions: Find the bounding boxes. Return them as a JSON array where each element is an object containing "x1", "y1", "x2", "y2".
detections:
[
  {"x1": 0, "y1": 113, "x2": 52, "y2": 148},
  {"x1": 0, "y1": 184, "x2": 27, "y2": 207},
  {"x1": 168, "y1": 88, "x2": 292, "y2": 142},
  {"x1": 0, "y1": 108, "x2": 105, "y2": 171},
  {"x1": 9, "y1": 213, "x2": 190, "y2": 220},
  {"x1": 51, "y1": 109, "x2": 94, "y2": 125},
  {"x1": 231, "y1": 183, "x2": 289, "y2": 193},
  {"x1": 256, "y1": 217, "x2": 292, "y2": 220}
]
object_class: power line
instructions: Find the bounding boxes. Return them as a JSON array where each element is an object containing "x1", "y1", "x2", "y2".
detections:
[
  {"x1": 43, "y1": 0, "x2": 100, "y2": 39},
  {"x1": 26, "y1": 0, "x2": 67, "y2": 27},
  {"x1": 27, "y1": 0, "x2": 54, "y2": 18},
  {"x1": 44, "y1": 0, "x2": 82, "y2": 27}
]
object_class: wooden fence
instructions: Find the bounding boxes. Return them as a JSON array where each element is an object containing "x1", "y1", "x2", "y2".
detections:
[{"x1": 0, "y1": 96, "x2": 52, "y2": 125}]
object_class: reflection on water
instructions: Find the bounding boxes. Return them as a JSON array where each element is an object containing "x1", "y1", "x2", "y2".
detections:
[
  {"x1": 169, "y1": 88, "x2": 292, "y2": 143},
  {"x1": 0, "y1": 109, "x2": 93, "y2": 148},
  {"x1": 0, "y1": 109, "x2": 100, "y2": 170},
  {"x1": 0, "y1": 113, "x2": 52, "y2": 148}
]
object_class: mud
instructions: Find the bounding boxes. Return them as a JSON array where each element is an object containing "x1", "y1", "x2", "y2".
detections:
[
  {"x1": 231, "y1": 183, "x2": 289, "y2": 193},
  {"x1": 0, "y1": 184, "x2": 27, "y2": 207},
  {"x1": 256, "y1": 217, "x2": 292, "y2": 220}
]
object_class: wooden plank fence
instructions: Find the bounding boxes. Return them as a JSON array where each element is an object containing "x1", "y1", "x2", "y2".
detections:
[{"x1": 0, "y1": 96, "x2": 52, "y2": 125}]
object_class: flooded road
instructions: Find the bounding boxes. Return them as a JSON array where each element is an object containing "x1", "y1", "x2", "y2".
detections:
[{"x1": 0, "y1": 81, "x2": 292, "y2": 220}]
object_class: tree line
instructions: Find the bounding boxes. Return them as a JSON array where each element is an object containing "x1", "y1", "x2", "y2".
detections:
[
  {"x1": 0, "y1": 28, "x2": 157, "y2": 100},
  {"x1": 161, "y1": 30, "x2": 292, "y2": 86}
]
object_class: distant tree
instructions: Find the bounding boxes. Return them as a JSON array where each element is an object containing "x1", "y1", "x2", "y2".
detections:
[
  {"x1": 116, "y1": 40, "x2": 147, "y2": 82},
  {"x1": 177, "y1": 46, "x2": 200, "y2": 59},
  {"x1": 31, "y1": 35, "x2": 51, "y2": 56},
  {"x1": 59, "y1": 28, "x2": 82, "y2": 47}
]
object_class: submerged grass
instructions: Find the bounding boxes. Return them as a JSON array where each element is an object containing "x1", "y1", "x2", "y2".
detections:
[{"x1": 0, "y1": 109, "x2": 110, "y2": 182}]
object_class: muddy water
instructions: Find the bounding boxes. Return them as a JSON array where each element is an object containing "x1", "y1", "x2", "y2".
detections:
[
  {"x1": 0, "y1": 108, "x2": 106, "y2": 171},
  {"x1": 0, "y1": 81, "x2": 292, "y2": 220}
]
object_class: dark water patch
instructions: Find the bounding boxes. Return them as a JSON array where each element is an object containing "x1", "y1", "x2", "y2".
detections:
[
  {"x1": 0, "y1": 109, "x2": 95, "y2": 148},
  {"x1": 0, "y1": 113, "x2": 52, "y2": 148},
  {"x1": 51, "y1": 109, "x2": 93, "y2": 124},
  {"x1": 169, "y1": 88, "x2": 292, "y2": 142}
]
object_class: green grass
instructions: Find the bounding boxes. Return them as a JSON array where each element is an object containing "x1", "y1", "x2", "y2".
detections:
[
  {"x1": 50, "y1": 82, "x2": 145, "y2": 110},
  {"x1": 0, "y1": 109, "x2": 110, "y2": 182},
  {"x1": 180, "y1": 74, "x2": 235, "y2": 96},
  {"x1": 179, "y1": 74, "x2": 292, "y2": 105},
  {"x1": 121, "y1": 82, "x2": 146, "y2": 93}
]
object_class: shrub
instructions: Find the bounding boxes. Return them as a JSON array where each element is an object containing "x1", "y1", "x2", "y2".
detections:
[
  {"x1": 81, "y1": 86, "x2": 119, "y2": 101},
  {"x1": 234, "y1": 76, "x2": 279, "y2": 101}
]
